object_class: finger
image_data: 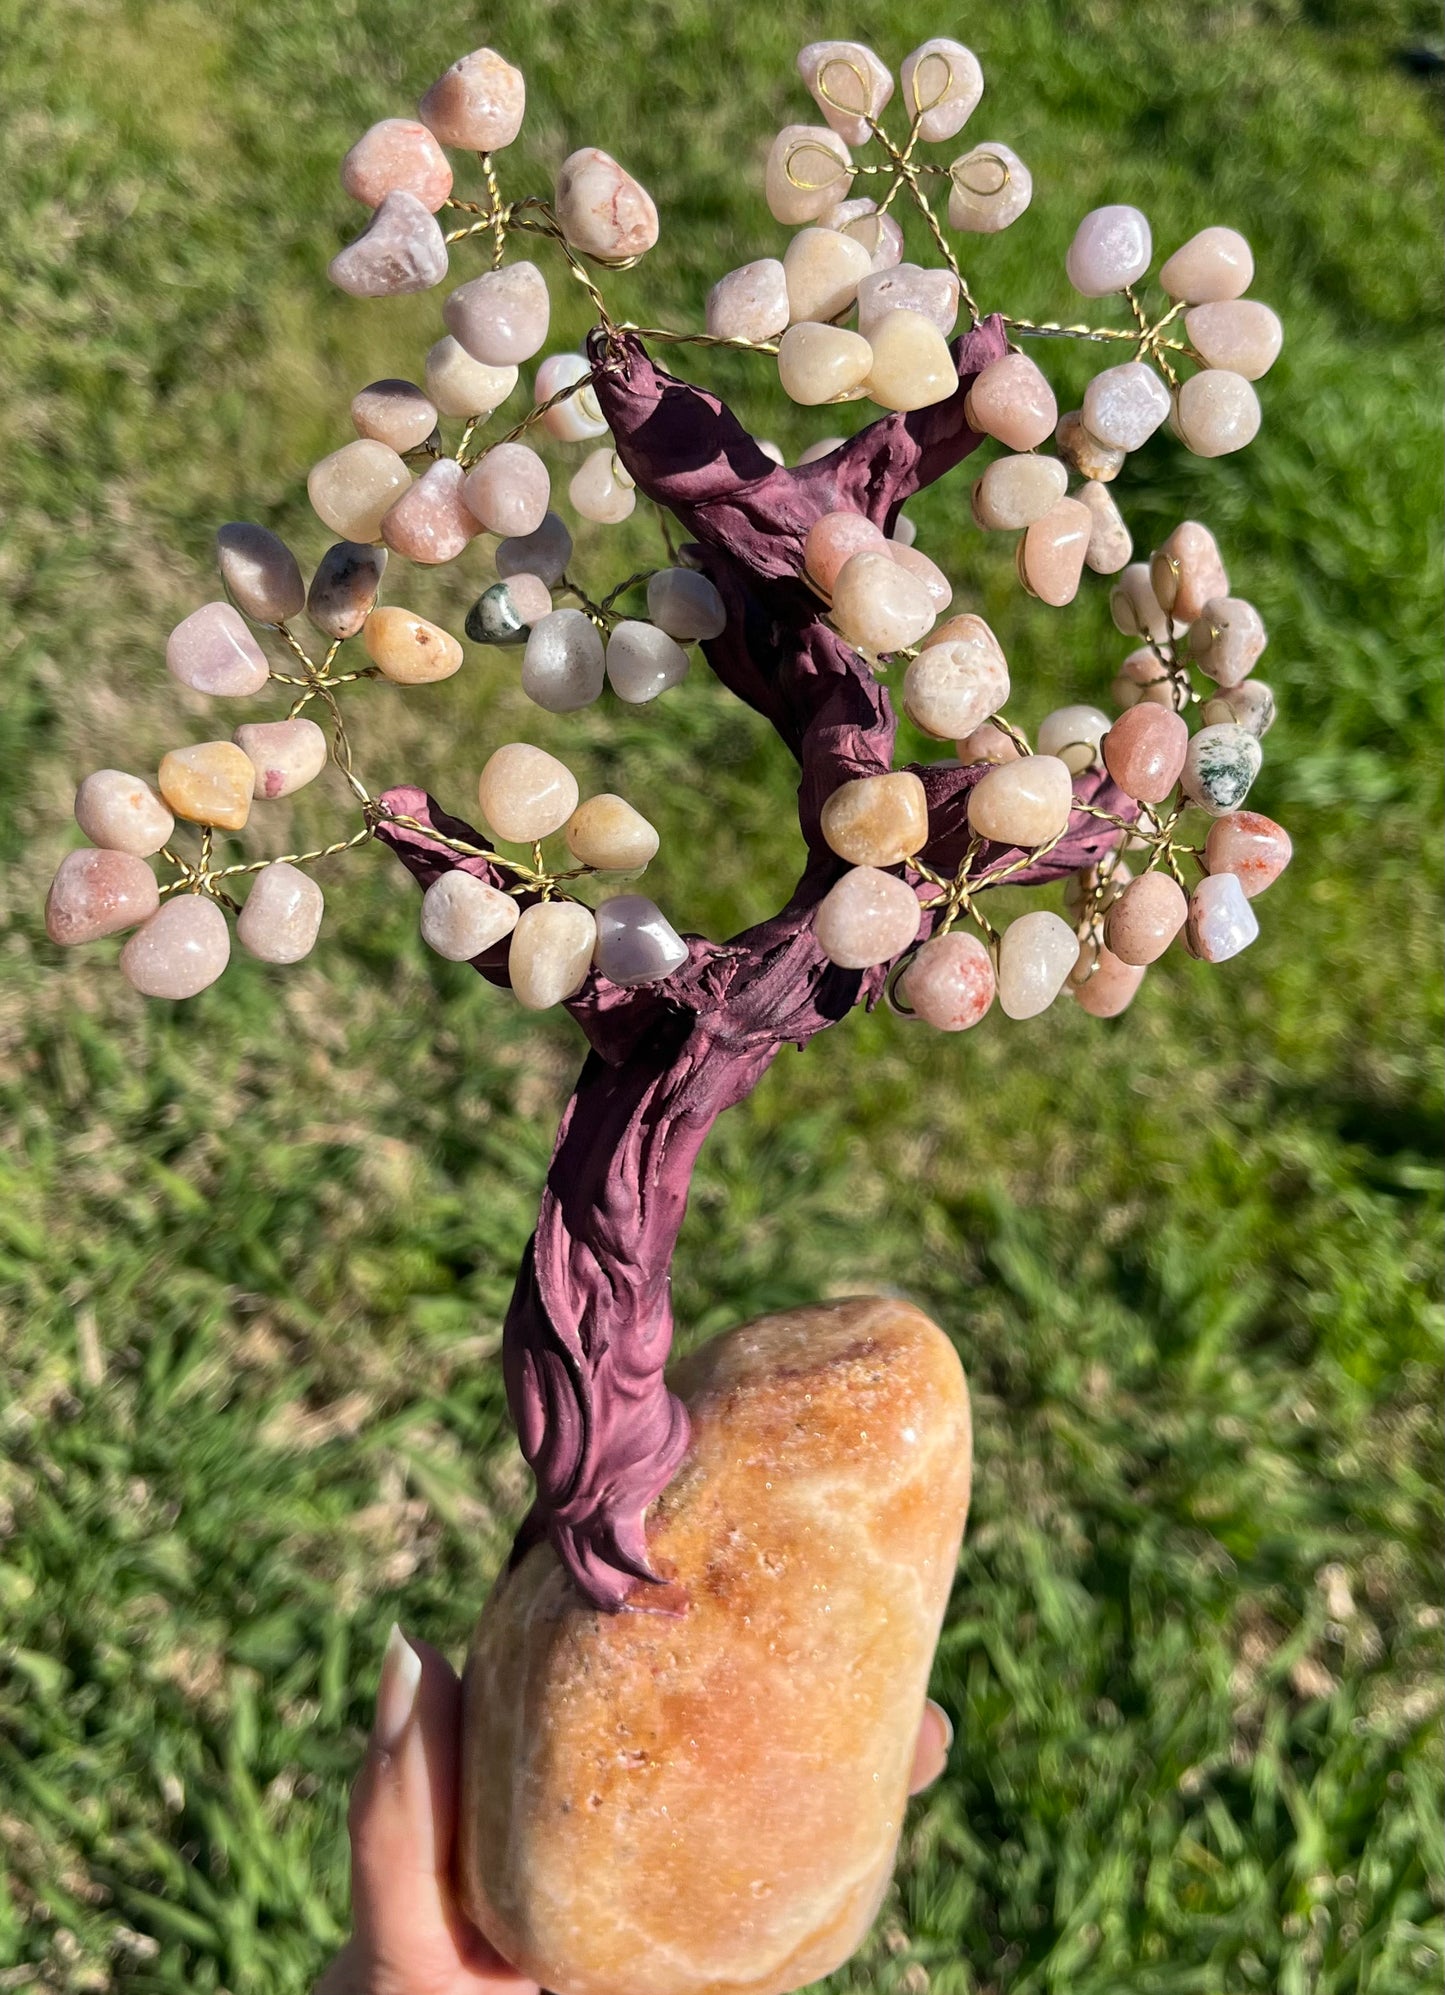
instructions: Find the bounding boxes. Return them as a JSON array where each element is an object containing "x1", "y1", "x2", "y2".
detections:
[{"x1": 907, "y1": 1698, "x2": 954, "y2": 1795}]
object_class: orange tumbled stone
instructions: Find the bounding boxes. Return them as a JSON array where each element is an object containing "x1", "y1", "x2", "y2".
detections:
[
  {"x1": 458, "y1": 1296, "x2": 972, "y2": 1995},
  {"x1": 158, "y1": 742, "x2": 256, "y2": 830}
]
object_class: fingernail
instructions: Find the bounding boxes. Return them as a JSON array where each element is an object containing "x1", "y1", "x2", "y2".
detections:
[
  {"x1": 926, "y1": 1698, "x2": 954, "y2": 1754},
  {"x1": 374, "y1": 1624, "x2": 422, "y2": 1753}
]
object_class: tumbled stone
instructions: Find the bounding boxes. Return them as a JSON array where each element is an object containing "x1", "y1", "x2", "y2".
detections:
[
  {"x1": 565, "y1": 795, "x2": 659, "y2": 872},
  {"x1": 458, "y1": 1297, "x2": 971, "y2": 1995},
  {"x1": 464, "y1": 442, "x2": 550, "y2": 538},
  {"x1": 465, "y1": 576, "x2": 551, "y2": 647},
  {"x1": 1102, "y1": 703, "x2": 1188, "y2": 803},
  {"x1": 996, "y1": 909, "x2": 1077, "y2": 1019},
  {"x1": 1104, "y1": 871, "x2": 1187, "y2": 965},
  {"x1": 425, "y1": 338, "x2": 518, "y2": 420},
  {"x1": 956, "y1": 719, "x2": 1020, "y2": 765},
  {"x1": 1069, "y1": 938, "x2": 1145, "y2": 1017},
  {"x1": 1185, "y1": 871, "x2": 1258, "y2": 962},
  {"x1": 74, "y1": 771, "x2": 174, "y2": 857},
  {"x1": 341, "y1": 119, "x2": 452, "y2": 211},
  {"x1": 765, "y1": 125, "x2": 854, "y2": 226},
  {"x1": 901, "y1": 37, "x2": 983, "y2": 141},
  {"x1": 479, "y1": 743, "x2": 579, "y2": 843},
  {"x1": 797, "y1": 40, "x2": 892, "y2": 145},
  {"x1": 1082, "y1": 360, "x2": 1170, "y2": 452},
  {"x1": 216, "y1": 523, "x2": 305, "y2": 625},
  {"x1": 1066, "y1": 205, "x2": 1152, "y2": 297},
  {"x1": 1110, "y1": 667, "x2": 1178, "y2": 712},
  {"x1": 897, "y1": 930, "x2": 993, "y2": 1029},
  {"x1": 508, "y1": 900, "x2": 596, "y2": 1009},
  {"x1": 157, "y1": 741, "x2": 255, "y2": 830},
  {"x1": 1150, "y1": 521, "x2": 1228, "y2": 624},
  {"x1": 1036, "y1": 704, "x2": 1110, "y2": 774},
  {"x1": 120, "y1": 895, "x2": 230, "y2": 998},
  {"x1": 554, "y1": 149, "x2": 659, "y2": 262},
  {"x1": 777, "y1": 322, "x2": 873, "y2": 406},
  {"x1": 1118, "y1": 645, "x2": 1176, "y2": 697},
  {"x1": 820, "y1": 771, "x2": 928, "y2": 868},
  {"x1": 236, "y1": 862, "x2": 324, "y2": 964},
  {"x1": 496, "y1": 512, "x2": 573, "y2": 589},
  {"x1": 444, "y1": 262, "x2": 550, "y2": 367},
  {"x1": 816, "y1": 865, "x2": 921, "y2": 969},
  {"x1": 381, "y1": 458, "x2": 480, "y2": 565},
  {"x1": 233, "y1": 717, "x2": 328, "y2": 799},
  {"x1": 1184, "y1": 300, "x2": 1282, "y2": 380},
  {"x1": 890, "y1": 512, "x2": 915, "y2": 545},
  {"x1": 795, "y1": 436, "x2": 847, "y2": 465},
  {"x1": 1175, "y1": 370, "x2": 1261, "y2": 457},
  {"x1": 605, "y1": 620, "x2": 689, "y2": 704},
  {"x1": 306, "y1": 541, "x2": 387, "y2": 642},
  {"x1": 857, "y1": 263, "x2": 959, "y2": 339},
  {"x1": 328, "y1": 190, "x2": 448, "y2": 297},
  {"x1": 783, "y1": 227, "x2": 872, "y2": 325},
  {"x1": 1203, "y1": 678, "x2": 1275, "y2": 737},
  {"x1": 971, "y1": 453, "x2": 1067, "y2": 531},
  {"x1": 594, "y1": 894, "x2": 689, "y2": 986},
  {"x1": 1075, "y1": 478, "x2": 1132, "y2": 574},
  {"x1": 830, "y1": 548, "x2": 934, "y2": 654},
  {"x1": 823, "y1": 198, "x2": 904, "y2": 272},
  {"x1": 866, "y1": 309, "x2": 956, "y2": 412},
  {"x1": 968, "y1": 754, "x2": 1073, "y2": 848},
  {"x1": 902, "y1": 616, "x2": 1009, "y2": 738},
  {"x1": 520, "y1": 609, "x2": 606, "y2": 712},
  {"x1": 1180, "y1": 723, "x2": 1262, "y2": 816},
  {"x1": 1160, "y1": 226, "x2": 1253, "y2": 304},
  {"x1": 419, "y1": 47, "x2": 524, "y2": 150},
  {"x1": 705, "y1": 260, "x2": 790, "y2": 344},
  {"x1": 45, "y1": 848, "x2": 158, "y2": 945},
  {"x1": 1055, "y1": 409, "x2": 1126, "y2": 483},
  {"x1": 804, "y1": 510, "x2": 886, "y2": 593},
  {"x1": 1062, "y1": 859, "x2": 1132, "y2": 923},
  {"x1": 1203, "y1": 809, "x2": 1292, "y2": 898},
  {"x1": 363, "y1": 605, "x2": 463, "y2": 684},
  {"x1": 890, "y1": 544, "x2": 952, "y2": 612},
  {"x1": 419, "y1": 871, "x2": 519, "y2": 960},
  {"x1": 1019, "y1": 497, "x2": 1091, "y2": 606},
  {"x1": 1187, "y1": 596, "x2": 1267, "y2": 687},
  {"x1": 533, "y1": 352, "x2": 608, "y2": 441},
  {"x1": 963, "y1": 352, "x2": 1057, "y2": 450},
  {"x1": 1110, "y1": 562, "x2": 1172, "y2": 642},
  {"x1": 948, "y1": 142, "x2": 1031, "y2": 233},
  {"x1": 569, "y1": 448, "x2": 637, "y2": 525},
  {"x1": 351, "y1": 379, "x2": 438, "y2": 452},
  {"x1": 646, "y1": 568, "x2": 726, "y2": 642},
  {"x1": 309, "y1": 440, "x2": 412, "y2": 543},
  {"x1": 166, "y1": 601, "x2": 270, "y2": 696}
]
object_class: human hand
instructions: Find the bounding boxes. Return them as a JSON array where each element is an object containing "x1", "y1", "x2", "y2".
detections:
[{"x1": 316, "y1": 1624, "x2": 955, "y2": 1995}]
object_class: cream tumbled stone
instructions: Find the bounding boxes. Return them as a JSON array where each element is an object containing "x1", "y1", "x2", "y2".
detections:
[
  {"x1": 216, "y1": 523, "x2": 305, "y2": 625},
  {"x1": 363, "y1": 605, "x2": 463, "y2": 684},
  {"x1": 830, "y1": 549, "x2": 934, "y2": 654},
  {"x1": 569, "y1": 448, "x2": 637, "y2": 526},
  {"x1": 1150, "y1": 521, "x2": 1228, "y2": 624},
  {"x1": 45, "y1": 848, "x2": 159, "y2": 945},
  {"x1": 521, "y1": 609, "x2": 606, "y2": 712},
  {"x1": 341, "y1": 119, "x2": 452, "y2": 212},
  {"x1": 964, "y1": 352, "x2": 1057, "y2": 450},
  {"x1": 1075, "y1": 478, "x2": 1133, "y2": 574},
  {"x1": 1066, "y1": 205, "x2": 1152, "y2": 297},
  {"x1": 972, "y1": 454, "x2": 1068, "y2": 531},
  {"x1": 1180, "y1": 723, "x2": 1262, "y2": 816},
  {"x1": 956, "y1": 719, "x2": 1020, "y2": 765},
  {"x1": 308, "y1": 440, "x2": 412, "y2": 543},
  {"x1": 815, "y1": 865, "x2": 921, "y2": 969},
  {"x1": 444, "y1": 263, "x2": 550, "y2": 367},
  {"x1": 1055, "y1": 409, "x2": 1126, "y2": 482},
  {"x1": 496, "y1": 513, "x2": 573, "y2": 590},
  {"x1": 996, "y1": 910, "x2": 1077, "y2": 1019},
  {"x1": 464, "y1": 442, "x2": 550, "y2": 538},
  {"x1": 646, "y1": 568, "x2": 726, "y2": 642},
  {"x1": 605, "y1": 621, "x2": 690, "y2": 704},
  {"x1": 901, "y1": 38, "x2": 983, "y2": 140},
  {"x1": 1160, "y1": 226, "x2": 1253, "y2": 304},
  {"x1": 1187, "y1": 596, "x2": 1266, "y2": 687},
  {"x1": 418, "y1": 47, "x2": 525, "y2": 151},
  {"x1": 777, "y1": 323, "x2": 873, "y2": 405},
  {"x1": 1184, "y1": 300, "x2": 1282, "y2": 380},
  {"x1": 866, "y1": 309, "x2": 956, "y2": 412},
  {"x1": 857, "y1": 263, "x2": 959, "y2": 338},
  {"x1": 783, "y1": 227, "x2": 872, "y2": 324},
  {"x1": 797, "y1": 41, "x2": 893, "y2": 145},
  {"x1": 948, "y1": 142, "x2": 1031, "y2": 232},
  {"x1": 478, "y1": 743, "x2": 579, "y2": 843},
  {"x1": 328, "y1": 190, "x2": 448, "y2": 298},
  {"x1": 1036, "y1": 704, "x2": 1110, "y2": 774},
  {"x1": 120, "y1": 896, "x2": 230, "y2": 999},
  {"x1": 968, "y1": 754, "x2": 1073, "y2": 848},
  {"x1": 533, "y1": 352, "x2": 608, "y2": 441},
  {"x1": 1186, "y1": 872, "x2": 1258, "y2": 962},
  {"x1": 795, "y1": 436, "x2": 847, "y2": 465},
  {"x1": 897, "y1": 930, "x2": 995, "y2": 1030},
  {"x1": 1082, "y1": 361, "x2": 1170, "y2": 452},
  {"x1": 425, "y1": 338, "x2": 518, "y2": 420},
  {"x1": 820, "y1": 771, "x2": 929, "y2": 868},
  {"x1": 351, "y1": 379, "x2": 438, "y2": 452},
  {"x1": 891, "y1": 544, "x2": 952, "y2": 612},
  {"x1": 75, "y1": 771, "x2": 174, "y2": 857},
  {"x1": 236, "y1": 863, "x2": 324, "y2": 965},
  {"x1": 1110, "y1": 562, "x2": 1172, "y2": 643},
  {"x1": 419, "y1": 872, "x2": 520, "y2": 960},
  {"x1": 233, "y1": 717, "x2": 328, "y2": 800},
  {"x1": 565, "y1": 795, "x2": 659, "y2": 872},
  {"x1": 902, "y1": 616, "x2": 1009, "y2": 739},
  {"x1": 381, "y1": 458, "x2": 480, "y2": 564},
  {"x1": 825, "y1": 200, "x2": 904, "y2": 272},
  {"x1": 157, "y1": 742, "x2": 255, "y2": 830},
  {"x1": 765, "y1": 125, "x2": 854, "y2": 226},
  {"x1": 1019, "y1": 497, "x2": 1092, "y2": 606},
  {"x1": 307, "y1": 541, "x2": 387, "y2": 640},
  {"x1": 1105, "y1": 871, "x2": 1187, "y2": 965},
  {"x1": 508, "y1": 900, "x2": 597, "y2": 1009},
  {"x1": 554, "y1": 148, "x2": 659, "y2": 262},
  {"x1": 705, "y1": 260, "x2": 790, "y2": 343},
  {"x1": 1175, "y1": 371, "x2": 1261, "y2": 457},
  {"x1": 166, "y1": 602, "x2": 270, "y2": 696},
  {"x1": 804, "y1": 511, "x2": 886, "y2": 592}
]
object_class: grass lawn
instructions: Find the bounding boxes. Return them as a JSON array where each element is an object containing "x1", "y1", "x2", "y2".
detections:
[{"x1": 1, "y1": 0, "x2": 1441, "y2": 1988}]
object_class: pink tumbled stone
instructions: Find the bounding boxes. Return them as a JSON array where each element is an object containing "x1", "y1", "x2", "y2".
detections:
[
  {"x1": 797, "y1": 40, "x2": 893, "y2": 146},
  {"x1": 233, "y1": 717, "x2": 328, "y2": 800},
  {"x1": 1070, "y1": 939, "x2": 1146, "y2": 1017},
  {"x1": 341, "y1": 119, "x2": 452, "y2": 212},
  {"x1": 1160, "y1": 227, "x2": 1253, "y2": 304},
  {"x1": 533, "y1": 352, "x2": 608, "y2": 441},
  {"x1": 1184, "y1": 300, "x2": 1283, "y2": 381},
  {"x1": 120, "y1": 895, "x2": 230, "y2": 997},
  {"x1": 1151, "y1": 521, "x2": 1228, "y2": 624},
  {"x1": 765, "y1": 125, "x2": 854, "y2": 227},
  {"x1": 1104, "y1": 871, "x2": 1188, "y2": 965},
  {"x1": 1019, "y1": 497, "x2": 1092, "y2": 606},
  {"x1": 1075, "y1": 479, "x2": 1132, "y2": 575},
  {"x1": 857, "y1": 263, "x2": 959, "y2": 339},
  {"x1": 381, "y1": 459, "x2": 480, "y2": 565},
  {"x1": 823, "y1": 198, "x2": 904, "y2": 272},
  {"x1": 46, "y1": 848, "x2": 159, "y2": 945},
  {"x1": 351, "y1": 379, "x2": 438, "y2": 453},
  {"x1": 418, "y1": 48, "x2": 525, "y2": 152},
  {"x1": 815, "y1": 866, "x2": 921, "y2": 970},
  {"x1": 1203, "y1": 810, "x2": 1292, "y2": 899},
  {"x1": 948, "y1": 142, "x2": 1031, "y2": 233},
  {"x1": 964, "y1": 352, "x2": 1057, "y2": 451},
  {"x1": 804, "y1": 511, "x2": 886, "y2": 594},
  {"x1": 328, "y1": 190, "x2": 448, "y2": 298},
  {"x1": 554, "y1": 148, "x2": 659, "y2": 262},
  {"x1": 236, "y1": 862, "x2": 324, "y2": 965},
  {"x1": 897, "y1": 930, "x2": 994, "y2": 1030},
  {"x1": 706, "y1": 259, "x2": 790, "y2": 343},
  {"x1": 1083, "y1": 361, "x2": 1171, "y2": 452},
  {"x1": 166, "y1": 602, "x2": 270, "y2": 697},
  {"x1": 1186, "y1": 872, "x2": 1258, "y2": 963},
  {"x1": 1188, "y1": 596, "x2": 1267, "y2": 688},
  {"x1": 1102, "y1": 704, "x2": 1189, "y2": 803},
  {"x1": 1110, "y1": 562, "x2": 1172, "y2": 643},
  {"x1": 445, "y1": 263, "x2": 550, "y2": 367},
  {"x1": 420, "y1": 871, "x2": 520, "y2": 961},
  {"x1": 464, "y1": 442, "x2": 551, "y2": 538},
  {"x1": 1175, "y1": 371, "x2": 1261, "y2": 458},
  {"x1": 899, "y1": 38, "x2": 983, "y2": 142},
  {"x1": 956, "y1": 720, "x2": 1020, "y2": 766},
  {"x1": 831, "y1": 549, "x2": 935, "y2": 654},
  {"x1": 75, "y1": 771, "x2": 174, "y2": 857},
  {"x1": 890, "y1": 543, "x2": 952, "y2": 612},
  {"x1": 1065, "y1": 205, "x2": 1152, "y2": 298}
]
